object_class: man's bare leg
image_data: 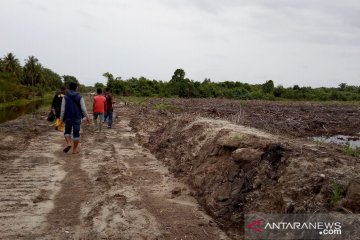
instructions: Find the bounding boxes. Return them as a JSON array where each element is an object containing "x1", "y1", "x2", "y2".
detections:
[
  {"x1": 72, "y1": 140, "x2": 80, "y2": 154},
  {"x1": 99, "y1": 118, "x2": 102, "y2": 132}
]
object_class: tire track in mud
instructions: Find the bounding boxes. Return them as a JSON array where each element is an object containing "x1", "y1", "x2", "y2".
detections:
[
  {"x1": 78, "y1": 110, "x2": 229, "y2": 239},
  {"x1": 0, "y1": 131, "x2": 66, "y2": 239},
  {"x1": 45, "y1": 152, "x2": 92, "y2": 236},
  {"x1": 78, "y1": 121, "x2": 164, "y2": 239}
]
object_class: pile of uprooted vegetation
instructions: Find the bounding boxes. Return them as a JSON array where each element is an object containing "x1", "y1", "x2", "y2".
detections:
[
  {"x1": 128, "y1": 106, "x2": 360, "y2": 238},
  {"x1": 145, "y1": 98, "x2": 360, "y2": 138}
]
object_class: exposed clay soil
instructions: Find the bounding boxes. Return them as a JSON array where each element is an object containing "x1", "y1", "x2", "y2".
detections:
[{"x1": 1, "y1": 98, "x2": 359, "y2": 239}]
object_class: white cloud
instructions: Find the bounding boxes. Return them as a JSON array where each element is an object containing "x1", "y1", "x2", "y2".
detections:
[{"x1": 1, "y1": 0, "x2": 359, "y2": 87}]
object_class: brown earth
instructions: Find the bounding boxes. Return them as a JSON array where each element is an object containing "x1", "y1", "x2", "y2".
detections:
[
  {"x1": 145, "y1": 98, "x2": 360, "y2": 137},
  {"x1": 0, "y1": 104, "x2": 228, "y2": 240},
  {"x1": 0, "y1": 98, "x2": 359, "y2": 239},
  {"x1": 128, "y1": 99, "x2": 360, "y2": 238}
]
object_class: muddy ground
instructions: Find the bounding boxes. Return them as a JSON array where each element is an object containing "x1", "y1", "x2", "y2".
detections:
[{"x1": 0, "y1": 98, "x2": 359, "y2": 239}]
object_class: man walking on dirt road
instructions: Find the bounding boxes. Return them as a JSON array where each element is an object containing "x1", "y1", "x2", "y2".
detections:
[
  {"x1": 51, "y1": 86, "x2": 65, "y2": 132},
  {"x1": 104, "y1": 87, "x2": 114, "y2": 129},
  {"x1": 93, "y1": 88, "x2": 107, "y2": 132},
  {"x1": 60, "y1": 82, "x2": 90, "y2": 154}
]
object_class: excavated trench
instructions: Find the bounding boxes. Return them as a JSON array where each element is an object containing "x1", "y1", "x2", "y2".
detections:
[{"x1": 130, "y1": 107, "x2": 360, "y2": 238}]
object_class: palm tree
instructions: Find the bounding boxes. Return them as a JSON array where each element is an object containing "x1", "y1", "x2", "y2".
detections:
[
  {"x1": 2, "y1": 53, "x2": 21, "y2": 73},
  {"x1": 23, "y1": 56, "x2": 42, "y2": 86}
]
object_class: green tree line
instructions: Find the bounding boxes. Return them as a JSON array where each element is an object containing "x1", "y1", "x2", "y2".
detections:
[
  {"x1": 2, "y1": 52, "x2": 358, "y2": 103},
  {"x1": 0, "y1": 52, "x2": 83, "y2": 103},
  {"x1": 100, "y1": 69, "x2": 360, "y2": 101}
]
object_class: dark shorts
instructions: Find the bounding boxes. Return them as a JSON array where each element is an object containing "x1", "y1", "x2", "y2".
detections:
[
  {"x1": 93, "y1": 112, "x2": 104, "y2": 122},
  {"x1": 64, "y1": 119, "x2": 81, "y2": 140}
]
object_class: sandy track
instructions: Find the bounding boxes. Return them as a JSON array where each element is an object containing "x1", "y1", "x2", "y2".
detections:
[
  {"x1": 0, "y1": 107, "x2": 228, "y2": 239},
  {"x1": 0, "y1": 131, "x2": 66, "y2": 239}
]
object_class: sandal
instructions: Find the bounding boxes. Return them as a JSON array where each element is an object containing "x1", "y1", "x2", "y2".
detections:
[{"x1": 63, "y1": 146, "x2": 72, "y2": 153}]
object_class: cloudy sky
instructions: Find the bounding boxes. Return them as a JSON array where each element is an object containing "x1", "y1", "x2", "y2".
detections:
[{"x1": 1, "y1": 0, "x2": 360, "y2": 87}]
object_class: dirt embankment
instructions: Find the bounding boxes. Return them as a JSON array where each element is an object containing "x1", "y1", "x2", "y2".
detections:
[{"x1": 129, "y1": 105, "x2": 360, "y2": 238}]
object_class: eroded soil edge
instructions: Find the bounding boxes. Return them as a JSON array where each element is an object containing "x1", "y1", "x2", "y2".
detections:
[{"x1": 129, "y1": 105, "x2": 360, "y2": 238}]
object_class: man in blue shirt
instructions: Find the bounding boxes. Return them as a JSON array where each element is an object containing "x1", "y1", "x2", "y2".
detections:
[{"x1": 60, "y1": 82, "x2": 90, "y2": 154}]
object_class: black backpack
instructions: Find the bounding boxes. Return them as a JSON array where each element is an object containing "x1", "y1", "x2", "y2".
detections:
[{"x1": 47, "y1": 111, "x2": 55, "y2": 122}]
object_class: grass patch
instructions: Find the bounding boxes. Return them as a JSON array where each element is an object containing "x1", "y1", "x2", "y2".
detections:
[
  {"x1": 329, "y1": 182, "x2": 345, "y2": 206},
  {"x1": 153, "y1": 103, "x2": 172, "y2": 111},
  {"x1": 0, "y1": 98, "x2": 41, "y2": 109},
  {"x1": 0, "y1": 92, "x2": 53, "y2": 109},
  {"x1": 122, "y1": 96, "x2": 149, "y2": 106},
  {"x1": 232, "y1": 133, "x2": 242, "y2": 141},
  {"x1": 314, "y1": 139, "x2": 325, "y2": 147},
  {"x1": 342, "y1": 145, "x2": 360, "y2": 157}
]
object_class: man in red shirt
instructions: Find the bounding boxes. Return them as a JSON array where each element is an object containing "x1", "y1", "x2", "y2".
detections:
[
  {"x1": 93, "y1": 88, "x2": 107, "y2": 132},
  {"x1": 104, "y1": 87, "x2": 114, "y2": 129}
]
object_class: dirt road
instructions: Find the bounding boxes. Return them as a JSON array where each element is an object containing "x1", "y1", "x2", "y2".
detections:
[
  {"x1": 1, "y1": 99, "x2": 359, "y2": 240},
  {"x1": 0, "y1": 107, "x2": 229, "y2": 239}
]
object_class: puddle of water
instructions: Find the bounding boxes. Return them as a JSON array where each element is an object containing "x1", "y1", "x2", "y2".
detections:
[
  {"x1": 312, "y1": 135, "x2": 360, "y2": 149},
  {"x1": 0, "y1": 100, "x2": 45, "y2": 124}
]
